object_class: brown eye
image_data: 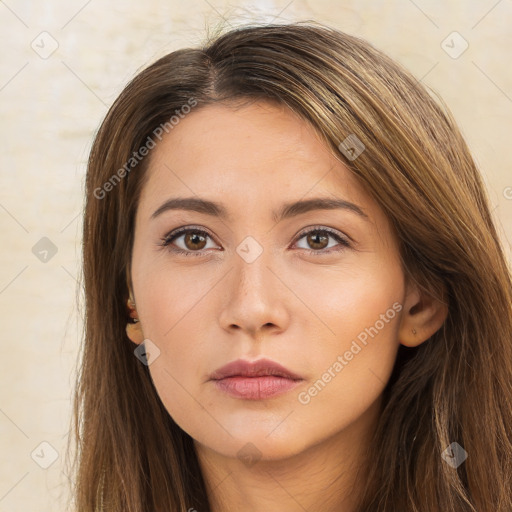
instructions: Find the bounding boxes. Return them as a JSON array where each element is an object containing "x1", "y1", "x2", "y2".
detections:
[
  {"x1": 295, "y1": 227, "x2": 351, "y2": 254},
  {"x1": 183, "y1": 232, "x2": 207, "y2": 250},
  {"x1": 306, "y1": 232, "x2": 329, "y2": 250},
  {"x1": 161, "y1": 227, "x2": 218, "y2": 256}
]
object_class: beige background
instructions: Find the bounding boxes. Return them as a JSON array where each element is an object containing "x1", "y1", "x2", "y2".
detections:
[{"x1": 0, "y1": 1, "x2": 510, "y2": 510}]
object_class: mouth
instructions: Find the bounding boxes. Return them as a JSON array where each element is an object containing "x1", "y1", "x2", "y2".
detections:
[{"x1": 209, "y1": 358, "x2": 303, "y2": 400}]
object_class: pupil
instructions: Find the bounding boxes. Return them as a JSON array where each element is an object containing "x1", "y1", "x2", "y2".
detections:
[
  {"x1": 187, "y1": 233, "x2": 206, "y2": 250},
  {"x1": 309, "y1": 232, "x2": 327, "y2": 249}
]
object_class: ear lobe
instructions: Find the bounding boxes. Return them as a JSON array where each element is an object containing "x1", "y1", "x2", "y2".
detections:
[
  {"x1": 126, "y1": 322, "x2": 145, "y2": 345},
  {"x1": 399, "y1": 282, "x2": 448, "y2": 347}
]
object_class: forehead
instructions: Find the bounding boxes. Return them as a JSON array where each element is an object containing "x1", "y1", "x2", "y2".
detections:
[{"x1": 137, "y1": 100, "x2": 377, "y2": 222}]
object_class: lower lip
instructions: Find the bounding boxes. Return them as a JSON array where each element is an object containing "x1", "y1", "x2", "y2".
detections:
[{"x1": 213, "y1": 376, "x2": 302, "y2": 400}]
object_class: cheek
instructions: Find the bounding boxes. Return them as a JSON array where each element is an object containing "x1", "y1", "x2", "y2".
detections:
[
  {"x1": 287, "y1": 254, "x2": 404, "y2": 348},
  {"x1": 134, "y1": 264, "x2": 220, "y2": 418},
  {"x1": 138, "y1": 277, "x2": 212, "y2": 375},
  {"x1": 133, "y1": 253, "x2": 219, "y2": 338},
  {"x1": 129, "y1": 248, "x2": 209, "y2": 388},
  {"x1": 296, "y1": 313, "x2": 400, "y2": 416},
  {"x1": 289, "y1": 259, "x2": 403, "y2": 416}
]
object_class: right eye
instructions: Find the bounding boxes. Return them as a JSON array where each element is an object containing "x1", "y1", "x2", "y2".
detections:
[{"x1": 160, "y1": 226, "x2": 221, "y2": 256}]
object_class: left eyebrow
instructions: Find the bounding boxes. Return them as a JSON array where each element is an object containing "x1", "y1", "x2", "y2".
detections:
[
  {"x1": 274, "y1": 197, "x2": 368, "y2": 223},
  {"x1": 150, "y1": 196, "x2": 369, "y2": 223}
]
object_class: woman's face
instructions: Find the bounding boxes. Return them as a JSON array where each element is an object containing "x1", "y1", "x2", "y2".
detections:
[{"x1": 130, "y1": 100, "x2": 408, "y2": 461}]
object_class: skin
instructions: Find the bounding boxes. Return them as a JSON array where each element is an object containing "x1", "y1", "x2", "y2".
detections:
[{"x1": 128, "y1": 100, "x2": 447, "y2": 512}]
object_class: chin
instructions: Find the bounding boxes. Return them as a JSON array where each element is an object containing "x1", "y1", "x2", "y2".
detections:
[{"x1": 194, "y1": 423, "x2": 311, "y2": 463}]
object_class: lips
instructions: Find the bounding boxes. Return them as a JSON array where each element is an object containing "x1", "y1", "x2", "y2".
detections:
[
  {"x1": 209, "y1": 358, "x2": 303, "y2": 400},
  {"x1": 209, "y1": 358, "x2": 303, "y2": 381}
]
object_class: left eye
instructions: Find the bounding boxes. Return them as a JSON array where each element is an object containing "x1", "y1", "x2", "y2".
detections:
[{"x1": 294, "y1": 227, "x2": 350, "y2": 254}]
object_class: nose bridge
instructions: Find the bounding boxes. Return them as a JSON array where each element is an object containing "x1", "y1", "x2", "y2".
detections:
[
  {"x1": 233, "y1": 240, "x2": 275, "y2": 308},
  {"x1": 219, "y1": 236, "x2": 288, "y2": 336},
  {"x1": 231, "y1": 229, "x2": 275, "y2": 287},
  {"x1": 236, "y1": 246, "x2": 270, "y2": 296}
]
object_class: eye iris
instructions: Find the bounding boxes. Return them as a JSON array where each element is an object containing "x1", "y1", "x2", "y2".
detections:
[
  {"x1": 185, "y1": 232, "x2": 207, "y2": 250},
  {"x1": 308, "y1": 232, "x2": 329, "y2": 250}
]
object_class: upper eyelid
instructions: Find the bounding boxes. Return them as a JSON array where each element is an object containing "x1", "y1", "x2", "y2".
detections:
[
  {"x1": 295, "y1": 225, "x2": 351, "y2": 243},
  {"x1": 164, "y1": 225, "x2": 218, "y2": 243}
]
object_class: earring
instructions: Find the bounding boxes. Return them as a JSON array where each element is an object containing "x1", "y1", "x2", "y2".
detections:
[
  {"x1": 127, "y1": 298, "x2": 139, "y2": 323},
  {"x1": 126, "y1": 297, "x2": 144, "y2": 344}
]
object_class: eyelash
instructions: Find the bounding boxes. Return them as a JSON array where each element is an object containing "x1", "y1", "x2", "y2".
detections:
[{"x1": 159, "y1": 225, "x2": 351, "y2": 257}]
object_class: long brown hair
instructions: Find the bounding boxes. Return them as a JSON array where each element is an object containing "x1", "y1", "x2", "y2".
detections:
[{"x1": 71, "y1": 21, "x2": 512, "y2": 511}]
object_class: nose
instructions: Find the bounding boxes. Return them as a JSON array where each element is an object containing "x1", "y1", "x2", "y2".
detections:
[{"x1": 218, "y1": 248, "x2": 290, "y2": 340}]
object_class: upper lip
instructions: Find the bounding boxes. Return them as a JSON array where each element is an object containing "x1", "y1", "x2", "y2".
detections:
[{"x1": 209, "y1": 358, "x2": 303, "y2": 381}]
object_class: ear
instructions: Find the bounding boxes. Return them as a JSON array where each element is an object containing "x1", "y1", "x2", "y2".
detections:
[
  {"x1": 126, "y1": 271, "x2": 145, "y2": 345},
  {"x1": 126, "y1": 320, "x2": 145, "y2": 345},
  {"x1": 398, "y1": 278, "x2": 448, "y2": 347},
  {"x1": 126, "y1": 264, "x2": 133, "y2": 301}
]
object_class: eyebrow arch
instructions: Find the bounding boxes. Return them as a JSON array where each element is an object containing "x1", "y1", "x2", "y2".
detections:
[{"x1": 150, "y1": 196, "x2": 369, "y2": 223}]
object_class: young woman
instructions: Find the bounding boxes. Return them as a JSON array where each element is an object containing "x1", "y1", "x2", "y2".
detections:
[{"x1": 72, "y1": 21, "x2": 512, "y2": 511}]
